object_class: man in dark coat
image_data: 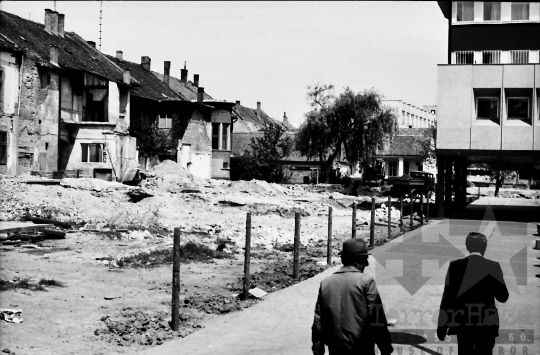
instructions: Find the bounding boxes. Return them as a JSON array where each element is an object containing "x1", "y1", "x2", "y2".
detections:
[
  {"x1": 437, "y1": 232, "x2": 509, "y2": 354},
  {"x1": 312, "y1": 238, "x2": 394, "y2": 355}
]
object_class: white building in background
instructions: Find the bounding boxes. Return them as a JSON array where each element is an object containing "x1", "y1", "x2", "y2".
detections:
[{"x1": 382, "y1": 100, "x2": 436, "y2": 128}]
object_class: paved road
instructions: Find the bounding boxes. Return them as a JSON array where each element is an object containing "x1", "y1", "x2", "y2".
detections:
[{"x1": 142, "y1": 198, "x2": 540, "y2": 355}]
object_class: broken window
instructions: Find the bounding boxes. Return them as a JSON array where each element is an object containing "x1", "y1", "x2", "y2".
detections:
[
  {"x1": 212, "y1": 123, "x2": 220, "y2": 150},
  {"x1": 221, "y1": 123, "x2": 230, "y2": 150},
  {"x1": 81, "y1": 143, "x2": 104, "y2": 162},
  {"x1": 0, "y1": 131, "x2": 7, "y2": 165},
  {"x1": 158, "y1": 110, "x2": 173, "y2": 129}
]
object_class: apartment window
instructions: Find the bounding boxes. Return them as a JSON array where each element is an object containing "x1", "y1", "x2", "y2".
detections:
[
  {"x1": 158, "y1": 110, "x2": 172, "y2": 129},
  {"x1": 482, "y1": 50, "x2": 501, "y2": 64},
  {"x1": 477, "y1": 97, "x2": 499, "y2": 120},
  {"x1": 223, "y1": 162, "x2": 229, "y2": 169},
  {"x1": 389, "y1": 162, "x2": 397, "y2": 177},
  {"x1": 404, "y1": 161, "x2": 410, "y2": 175},
  {"x1": 455, "y1": 51, "x2": 474, "y2": 64},
  {"x1": 0, "y1": 131, "x2": 7, "y2": 165},
  {"x1": 507, "y1": 97, "x2": 529, "y2": 120},
  {"x1": 81, "y1": 143, "x2": 103, "y2": 163},
  {"x1": 511, "y1": 2, "x2": 529, "y2": 20},
  {"x1": 221, "y1": 123, "x2": 230, "y2": 151},
  {"x1": 457, "y1": 2, "x2": 474, "y2": 21},
  {"x1": 483, "y1": 2, "x2": 501, "y2": 21},
  {"x1": 212, "y1": 123, "x2": 220, "y2": 150},
  {"x1": 510, "y1": 50, "x2": 529, "y2": 64}
]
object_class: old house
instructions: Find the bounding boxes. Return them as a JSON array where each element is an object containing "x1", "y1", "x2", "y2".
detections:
[{"x1": 0, "y1": 9, "x2": 138, "y2": 179}]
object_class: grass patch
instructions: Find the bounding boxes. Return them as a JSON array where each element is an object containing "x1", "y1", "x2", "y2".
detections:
[
  {"x1": 0, "y1": 278, "x2": 65, "y2": 292},
  {"x1": 120, "y1": 241, "x2": 233, "y2": 268}
]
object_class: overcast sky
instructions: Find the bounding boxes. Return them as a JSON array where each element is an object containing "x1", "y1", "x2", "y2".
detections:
[{"x1": 1, "y1": 1, "x2": 448, "y2": 127}]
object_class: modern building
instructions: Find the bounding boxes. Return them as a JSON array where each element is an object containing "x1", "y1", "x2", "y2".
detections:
[
  {"x1": 435, "y1": 1, "x2": 540, "y2": 217},
  {"x1": 382, "y1": 100, "x2": 436, "y2": 128}
]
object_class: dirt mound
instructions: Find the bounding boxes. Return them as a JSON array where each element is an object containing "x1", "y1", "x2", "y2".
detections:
[
  {"x1": 150, "y1": 160, "x2": 193, "y2": 179},
  {"x1": 140, "y1": 160, "x2": 198, "y2": 193},
  {"x1": 225, "y1": 180, "x2": 284, "y2": 196}
]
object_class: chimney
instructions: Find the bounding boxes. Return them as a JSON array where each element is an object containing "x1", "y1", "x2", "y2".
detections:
[
  {"x1": 197, "y1": 87, "x2": 204, "y2": 103},
  {"x1": 50, "y1": 11, "x2": 59, "y2": 36},
  {"x1": 283, "y1": 112, "x2": 289, "y2": 127},
  {"x1": 257, "y1": 101, "x2": 261, "y2": 119},
  {"x1": 164, "y1": 61, "x2": 171, "y2": 87},
  {"x1": 87, "y1": 41, "x2": 96, "y2": 48},
  {"x1": 141, "y1": 56, "x2": 151, "y2": 71},
  {"x1": 49, "y1": 45, "x2": 59, "y2": 64},
  {"x1": 235, "y1": 100, "x2": 240, "y2": 106},
  {"x1": 193, "y1": 74, "x2": 199, "y2": 87},
  {"x1": 57, "y1": 14, "x2": 65, "y2": 37},
  {"x1": 116, "y1": 50, "x2": 123, "y2": 60},
  {"x1": 123, "y1": 69, "x2": 131, "y2": 85},
  {"x1": 44, "y1": 9, "x2": 53, "y2": 33},
  {"x1": 180, "y1": 62, "x2": 188, "y2": 84}
]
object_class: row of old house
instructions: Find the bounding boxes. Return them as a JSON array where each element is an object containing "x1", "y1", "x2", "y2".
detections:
[{"x1": 0, "y1": 8, "x2": 434, "y2": 183}]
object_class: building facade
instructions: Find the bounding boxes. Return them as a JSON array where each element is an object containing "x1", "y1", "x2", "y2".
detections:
[
  {"x1": 436, "y1": 1, "x2": 540, "y2": 216},
  {"x1": 382, "y1": 100, "x2": 436, "y2": 128}
]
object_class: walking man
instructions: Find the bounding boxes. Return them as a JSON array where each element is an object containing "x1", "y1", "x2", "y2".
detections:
[
  {"x1": 437, "y1": 232, "x2": 509, "y2": 354},
  {"x1": 312, "y1": 238, "x2": 394, "y2": 355}
]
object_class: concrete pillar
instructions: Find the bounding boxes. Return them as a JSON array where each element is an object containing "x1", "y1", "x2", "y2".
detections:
[
  {"x1": 398, "y1": 158, "x2": 404, "y2": 177},
  {"x1": 444, "y1": 157, "x2": 453, "y2": 217},
  {"x1": 436, "y1": 155, "x2": 445, "y2": 218}
]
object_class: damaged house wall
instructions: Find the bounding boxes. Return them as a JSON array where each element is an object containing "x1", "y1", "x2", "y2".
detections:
[
  {"x1": 0, "y1": 50, "x2": 21, "y2": 175},
  {"x1": 179, "y1": 107, "x2": 212, "y2": 179}
]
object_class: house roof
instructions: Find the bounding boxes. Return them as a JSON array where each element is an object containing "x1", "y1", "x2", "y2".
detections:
[
  {"x1": 232, "y1": 103, "x2": 292, "y2": 133},
  {"x1": 105, "y1": 55, "x2": 180, "y2": 101},
  {"x1": 377, "y1": 128, "x2": 432, "y2": 157},
  {"x1": 0, "y1": 10, "x2": 135, "y2": 85},
  {"x1": 152, "y1": 71, "x2": 213, "y2": 101}
]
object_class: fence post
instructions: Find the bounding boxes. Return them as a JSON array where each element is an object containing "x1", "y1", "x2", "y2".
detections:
[
  {"x1": 420, "y1": 193, "x2": 424, "y2": 226},
  {"x1": 387, "y1": 196, "x2": 392, "y2": 238},
  {"x1": 370, "y1": 197, "x2": 376, "y2": 247},
  {"x1": 171, "y1": 228, "x2": 181, "y2": 331},
  {"x1": 400, "y1": 195, "x2": 404, "y2": 232},
  {"x1": 327, "y1": 207, "x2": 333, "y2": 265},
  {"x1": 241, "y1": 213, "x2": 252, "y2": 300},
  {"x1": 293, "y1": 212, "x2": 301, "y2": 279},
  {"x1": 352, "y1": 202, "x2": 357, "y2": 238},
  {"x1": 410, "y1": 189, "x2": 414, "y2": 230}
]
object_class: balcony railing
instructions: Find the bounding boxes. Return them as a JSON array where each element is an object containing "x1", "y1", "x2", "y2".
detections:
[
  {"x1": 510, "y1": 50, "x2": 529, "y2": 64},
  {"x1": 454, "y1": 51, "x2": 474, "y2": 64},
  {"x1": 482, "y1": 50, "x2": 501, "y2": 64}
]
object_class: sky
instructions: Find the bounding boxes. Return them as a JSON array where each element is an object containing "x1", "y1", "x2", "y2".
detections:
[{"x1": 0, "y1": 1, "x2": 448, "y2": 127}]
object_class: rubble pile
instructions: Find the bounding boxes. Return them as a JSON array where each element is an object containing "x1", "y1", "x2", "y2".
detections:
[{"x1": 186, "y1": 293, "x2": 254, "y2": 315}]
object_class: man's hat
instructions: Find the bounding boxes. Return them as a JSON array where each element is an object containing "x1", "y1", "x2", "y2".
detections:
[{"x1": 341, "y1": 238, "x2": 370, "y2": 256}]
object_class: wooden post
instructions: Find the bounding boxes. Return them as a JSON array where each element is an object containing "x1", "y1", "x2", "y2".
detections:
[
  {"x1": 241, "y1": 213, "x2": 252, "y2": 300},
  {"x1": 410, "y1": 189, "x2": 414, "y2": 229},
  {"x1": 327, "y1": 207, "x2": 333, "y2": 265},
  {"x1": 171, "y1": 228, "x2": 181, "y2": 331},
  {"x1": 420, "y1": 193, "x2": 424, "y2": 226},
  {"x1": 426, "y1": 192, "x2": 430, "y2": 223},
  {"x1": 352, "y1": 202, "x2": 357, "y2": 238},
  {"x1": 387, "y1": 196, "x2": 392, "y2": 238},
  {"x1": 400, "y1": 196, "x2": 404, "y2": 232},
  {"x1": 293, "y1": 212, "x2": 301, "y2": 279},
  {"x1": 370, "y1": 197, "x2": 375, "y2": 247}
]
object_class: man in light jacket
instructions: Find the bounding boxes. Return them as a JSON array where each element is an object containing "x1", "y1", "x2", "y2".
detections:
[{"x1": 312, "y1": 238, "x2": 394, "y2": 355}]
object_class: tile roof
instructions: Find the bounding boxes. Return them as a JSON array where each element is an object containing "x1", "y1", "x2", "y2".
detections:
[
  {"x1": 0, "y1": 10, "x2": 135, "y2": 85},
  {"x1": 377, "y1": 128, "x2": 432, "y2": 157},
  {"x1": 232, "y1": 104, "x2": 291, "y2": 132},
  {"x1": 152, "y1": 72, "x2": 213, "y2": 101},
  {"x1": 105, "y1": 55, "x2": 180, "y2": 101}
]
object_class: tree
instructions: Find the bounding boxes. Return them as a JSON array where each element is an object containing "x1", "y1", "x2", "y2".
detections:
[
  {"x1": 231, "y1": 121, "x2": 293, "y2": 183},
  {"x1": 488, "y1": 166, "x2": 516, "y2": 197},
  {"x1": 295, "y1": 84, "x2": 398, "y2": 182}
]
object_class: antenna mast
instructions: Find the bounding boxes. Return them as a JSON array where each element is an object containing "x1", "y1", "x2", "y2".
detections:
[{"x1": 99, "y1": 1, "x2": 103, "y2": 51}]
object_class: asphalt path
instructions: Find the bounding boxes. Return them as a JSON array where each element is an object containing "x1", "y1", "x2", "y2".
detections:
[{"x1": 141, "y1": 198, "x2": 540, "y2": 355}]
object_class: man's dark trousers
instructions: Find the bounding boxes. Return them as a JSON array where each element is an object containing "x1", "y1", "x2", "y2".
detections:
[{"x1": 457, "y1": 331, "x2": 496, "y2": 355}]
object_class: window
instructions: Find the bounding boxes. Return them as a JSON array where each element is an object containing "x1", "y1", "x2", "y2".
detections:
[
  {"x1": 158, "y1": 110, "x2": 172, "y2": 129},
  {"x1": 83, "y1": 73, "x2": 108, "y2": 122},
  {"x1": 389, "y1": 162, "x2": 397, "y2": 177},
  {"x1": 455, "y1": 51, "x2": 474, "y2": 64},
  {"x1": 507, "y1": 97, "x2": 529, "y2": 120},
  {"x1": 511, "y1": 2, "x2": 529, "y2": 20},
  {"x1": 221, "y1": 123, "x2": 230, "y2": 150},
  {"x1": 212, "y1": 123, "x2": 220, "y2": 150},
  {"x1": 510, "y1": 50, "x2": 529, "y2": 64},
  {"x1": 483, "y1": 2, "x2": 501, "y2": 21},
  {"x1": 418, "y1": 163, "x2": 424, "y2": 172},
  {"x1": 482, "y1": 50, "x2": 501, "y2": 64},
  {"x1": 476, "y1": 97, "x2": 499, "y2": 120},
  {"x1": 404, "y1": 161, "x2": 410, "y2": 175},
  {"x1": 457, "y1": 2, "x2": 474, "y2": 21},
  {"x1": 223, "y1": 162, "x2": 229, "y2": 169},
  {"x1": 0, "y1": 131, "x2": 7, "y2": 165},
  {"x1": 81, "y1": 143, "x2": 103, "y2": 163}
]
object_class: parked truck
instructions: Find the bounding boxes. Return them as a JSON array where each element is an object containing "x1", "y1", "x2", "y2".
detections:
[{"x1": 386, "y1": 171, "x2": 435, "y2": 197}]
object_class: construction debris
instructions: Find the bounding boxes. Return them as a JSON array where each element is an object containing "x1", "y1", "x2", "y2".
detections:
[{"x1": 0, "y1": 309, "x2": 23, "y2": 323}]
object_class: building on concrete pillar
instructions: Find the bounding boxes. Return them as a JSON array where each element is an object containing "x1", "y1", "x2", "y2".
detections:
[
  {"x1": 435, "y1": 1, "x2": 540, "y2": 217},
  {"x1": 382, "y1": 100, "x2": 437, "y2": 128}
]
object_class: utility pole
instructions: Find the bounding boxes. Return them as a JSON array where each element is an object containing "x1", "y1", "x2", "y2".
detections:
[{"x1": 99, "y1": 1, "x2": 103, "y2": 51}]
